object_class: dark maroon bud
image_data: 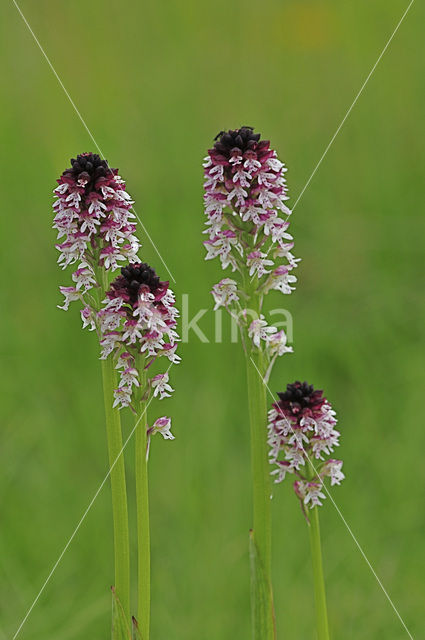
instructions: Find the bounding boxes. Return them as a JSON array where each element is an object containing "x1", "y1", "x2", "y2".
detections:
[
  {"x1": 211, "y1": 126, "x2": 268, "y2": 159},
  {"x1": 277, "y1": 381, "x2": 326, "y2": 419},
  {"x1": 62, "y1": 152, "x2": 111, "y2": 191},
  {"x1": 110, "y1": 262, "x2": 162, "y2": 306}
]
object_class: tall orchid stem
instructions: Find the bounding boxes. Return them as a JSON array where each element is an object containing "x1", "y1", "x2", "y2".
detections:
[
  {"x1": 100, "y1": 357, "x2": 131, "y2": 624},
  {"x1": 135, "y1": 355, "x2": 150, "y2": 639},
  {"x1": 307, "y1": 468, "x2": 330, "y2": 640},
  {"x1": 244, "y1": 322, "x2": 275, "y2": 639},
  {"x1": 98, "y1": 271, "x2": 131, "y2": 627}
]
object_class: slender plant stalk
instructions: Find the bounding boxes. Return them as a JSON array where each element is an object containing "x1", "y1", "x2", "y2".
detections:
[
  {"x1": 135, "y1": 356, "x2": 150, "y2": 639},
  {"x1": 245, "y1": 348, "x2": 271, "y2": 573},
  {"x1": 101, "y1": 356, "x2": 131, "y2": 624},
  {"x1": 202, "y1": 129, "x2": 297, "y2": 640},
  {"x1": 98, "y1": 270, "x2": 131, "y2": 628},
  {"x1": 308, "y1": 504, "x2": 330, "y2": 640},
  {"x1": 245, "y1": 309, "x2": 275, "y2": 639}
]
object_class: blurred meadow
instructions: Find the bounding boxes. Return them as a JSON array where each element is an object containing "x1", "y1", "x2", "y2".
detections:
[{"x1": 1, "y1": 0, "x2": 424, "y2": 638}]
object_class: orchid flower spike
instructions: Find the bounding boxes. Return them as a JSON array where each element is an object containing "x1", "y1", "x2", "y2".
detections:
[
  {"x1": 98, "y1": 262, "x2": 180, "y2": 435},
  {"x1": 268, "y1": 381, "x2": 344, "y2": 514},
  {"x1": 203, "y1": 127, "x2": 299, "y2": 376},
  {"x1": 53, "y1": 152, "x2": 140, "y2": 320}
]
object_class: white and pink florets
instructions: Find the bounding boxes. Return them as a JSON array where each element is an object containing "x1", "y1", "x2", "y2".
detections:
[
  {"x1": 203, "y1": 127, "x2": 298, "y2": 363},
  {"x1": 53, "y1": 155, "x2": 178, "y2": 440},
  {"x1": 98, "y1": 263, "x2": 180, "y2": 423},
  {"x1": 268, "y1": 381, "x2": 344, "y2": 512},
  {"x1": 53, "y1": 153, "x2": 139, "y2": 312}
]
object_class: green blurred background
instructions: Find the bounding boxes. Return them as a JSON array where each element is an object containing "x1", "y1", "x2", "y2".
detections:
[{"x1": 1, "y1": 1, "x2": 424, "y2": 638}]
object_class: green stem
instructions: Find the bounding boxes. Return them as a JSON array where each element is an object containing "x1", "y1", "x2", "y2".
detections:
[
  {"x1": 101, "y1": 356, "x2": 131, "y2": 625},
  {"x1": 308, "y1": 506, "x2": 330, "y2": 640},
  {"x1": 97, "y1": 270, "x2": 130, "y2": 629},
  {"x1": 245, "y1": 347, "x2": 275, "y2": 640},
  {"x1": 135, "y1": 358, "x2": 150, "y2": 639}
]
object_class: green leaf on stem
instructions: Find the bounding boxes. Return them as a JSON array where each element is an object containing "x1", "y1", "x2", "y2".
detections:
[
  {"x1": 132, "y1": 616, "x2": 143, "y2": 640},
  {"x1": 249, "y1": 530, "x2": 276, "y2": 640},
  {"x1": 111, "y1": 587, "x2": 132, "y2": 640}
]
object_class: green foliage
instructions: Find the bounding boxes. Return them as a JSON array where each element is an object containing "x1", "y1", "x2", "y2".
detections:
[
  {"x1": 132, "y1": 617, "x2": 143, "y2": 640},
  {"x1": 111, "y1": 588, "x2": 144, "y2": 640},
  {"x1": 249, "y1": 531, "x2": 276, "y2": 640},
  {"x1": 112, "y1": 588, "x2": 132, "y2": 640}
]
